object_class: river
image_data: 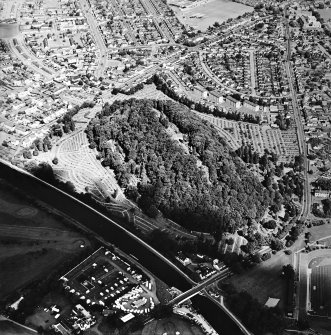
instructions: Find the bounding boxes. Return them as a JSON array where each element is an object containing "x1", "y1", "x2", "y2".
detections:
[{"x1": 0, "y1": 162, "x2": 243, "y2": 335}]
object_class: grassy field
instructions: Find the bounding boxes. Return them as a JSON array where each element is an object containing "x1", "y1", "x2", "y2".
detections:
[
  {"x1": 0, "y1": 182, "x2": 91, "y2": 299},
  {"x1": 141, "y1": 316, "x2": 204, "y2": 335},
  {"x1": 170, "y1": 0, "x2": 253, "y2": 31},
  {"x1": 0, "y1": 320, "x2": 36, "y2": 335},
  {"x1": 0, "y1": 24, "x2": 19, "y2": 38},
  {"x1": 229, "y1": 251, "x2": 291, "y2": 309},
  {"x1": 309, "y1": 316, "x2": 331, "y2": 335},
  {"x1": 308, "y1": 222, "x2": 331, "y2": 242},
  {"x1": 93, "y1": 315, "x2": 204, "y2": 335}
]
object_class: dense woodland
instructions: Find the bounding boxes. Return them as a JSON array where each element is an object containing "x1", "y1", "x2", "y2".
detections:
[{"x1": 86, "y1": 98, "x2": 271, "y2": 235}]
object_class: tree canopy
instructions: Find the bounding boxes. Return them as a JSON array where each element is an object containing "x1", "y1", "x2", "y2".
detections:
[{"x1": 86, "y1": 99, "x2": 271, "y2": 235}]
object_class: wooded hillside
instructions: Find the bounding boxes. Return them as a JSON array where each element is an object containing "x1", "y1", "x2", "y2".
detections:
[{"x1": 86, "y1": 99, "x2": 271, "y2": 235}]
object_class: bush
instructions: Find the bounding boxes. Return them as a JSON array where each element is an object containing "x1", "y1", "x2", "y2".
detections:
[
  {"x1": 264, "y1": 220, "x2": 277, "y2": 229},
  {"x1": 252, "y1": 253, "x2": 262, "y2": 263},
  {"x1": 285, "y1": 239, "x2": 294, "y2": 247},
  {"x1": 226, "y1": 237, "x2": 235, "y2": 245},
  {"x1": 312, "y1": 220, "x2": 325, "y2": 226},
  {"x1": 52, "y1": 157, "x2": 59, "y2": 165},
  {"x1": 261, "y1": 252, "x2": 271, "y2": 261},
  {"x1": 270, "y1": 238, "x2": 283, "y2": 251}
]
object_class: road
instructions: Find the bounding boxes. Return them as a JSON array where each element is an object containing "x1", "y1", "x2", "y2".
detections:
[
  {"x1": 205, "y1": 294, "x2": 253, "y2": 335},
  {"x1": 284, "y1": 7, "x2": 310, "y2": 321},
  {"x1": 284, "y1": 9, "x2": 309, "y2": 224},
  {"x1": 169, "y1": 269, "x2": 231, "y2": 305},
  {"x1": 198, "y1": 50, "x2": 244, "y2": 96},
  {"x1": 78, "y1": 0, "x2": 108, "y2": 78},
  {"x1": 248, "y1": 49, "x2": 257, "y2": 96}
]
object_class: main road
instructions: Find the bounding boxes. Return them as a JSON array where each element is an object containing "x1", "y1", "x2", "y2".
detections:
[
  {"x1": 284, "y1": 7, "x2": 310, "y2": 321},
  {"x1": 284, "y1": 8, "x2": 310, "y2": 223},
  {"x1": 0, "y1": 160, "x2": 245, "y2": 335},
  {"x1": 169, "y1": 269, "x2": 231, "y2": 306}
]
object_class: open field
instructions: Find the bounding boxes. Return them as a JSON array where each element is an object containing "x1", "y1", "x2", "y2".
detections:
[
  {"x1": 142, "y1": 315, "x2": 204, "y2": 335},
  {"x1": 309, "y1": 316, "x2": 331, "y2": 335},
  {"x1": 170, "y1": 0, "x2": 253, "y2": 31},
  {"x1": 229, "y1": 251, "x2": 291, "y2": 309},
  {"x1": 308, "y1": 223, "x2": 331, "y2": 243},
  {"x1": 0, "y1": 182, "x2": 91, "y2": 299},
  {"x1": 311, "y1": 263, "x2": 331, "y2": 316},
  {"x1": 0, "y1": 183, "x2": 72, "y2": 229},
  {"x1": 0, "y1": 244, "x2": 85, "y2": 299},
  {"x1": 318, "y1": 8, "x2": 331, "y2": 21},
  {"x1": 91, "y1": 315, "x2": 204, "y2": 335},
  {"x1": 0, "y1": 23, "x2": 19, "y2": 38},
  {"x1": 0, "y1": 319, "x2": 36, "y2": 335}
]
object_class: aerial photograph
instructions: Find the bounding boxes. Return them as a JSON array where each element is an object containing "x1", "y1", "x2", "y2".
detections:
[{"x1": 0, "y1": 0, "x2": 331, "y2": 334}]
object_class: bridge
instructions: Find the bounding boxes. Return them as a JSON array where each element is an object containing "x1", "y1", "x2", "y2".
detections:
[
  {"x1": 168, "y1": 269, "x2": 231, "y2": 306},
  {"x1": 167, "y1": 268, "x2": 253, "y2": 335}
]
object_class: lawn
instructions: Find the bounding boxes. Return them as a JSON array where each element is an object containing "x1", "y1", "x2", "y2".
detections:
[
  {"x1": 0, "y1": 181, "x2": 91, "y2": 299},
  {"x1": 170, "y1": 0, "x2": 253, "y2": 31},
  {"x1": 141, "y1": 316, "x2": 204, "y2": 335},
  {"x1": 0, "y1": 248, "x2": 73, "y2": 299},
  {"x1": 308, "y1": 222, "x2": 331, "y2": 242},
  {"x1": 0, "y1": 184, "x2": 70, "y2": 230},
  {"x1": 0, "y1": 320, "x2": 36, "y2": 335},
  {"x1": 228, "y1": 251, "x2": 291, "y2": 310}
]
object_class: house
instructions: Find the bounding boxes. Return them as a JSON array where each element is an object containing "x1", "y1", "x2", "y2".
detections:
[
  {"x1": 226, "y1": 96, "x2": 241, "y2": 109},
  {"x1": 265, "y1": 297, "x2": 280, "y2": 308},
  {"x1": 209, "y1": 90, "x2": 224, "y2": 104},
  {"x1": 243, "y1": 100, "x2": 259, "y2": 112},
  {"x1": 314, "y1": 190, "x2": 330, "y2": 198},
  {"x1": 53, "y1": 323, "x2": 71, "y2": 335},
  {"x1": 176, "y1": 252, "x2": 192, "y2": 266},
  {"x1": 194, "y1": 85, "x2": 209, "y2": 99},
  {"x1": 3, "y1": 120, "x2": 15, "y2": 132}
]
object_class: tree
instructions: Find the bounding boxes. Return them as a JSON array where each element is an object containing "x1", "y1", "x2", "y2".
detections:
[
  {"x1": 264, "y1": 220, "x2": 277, "y2": 229},
  {"x1": 261, "y1": 252, "x2": 271, "y2": 261},
  {"x1": 86, "y1": 98, "x2": 270, "y2": 235},
  {"x1": 282, "y1": 264, "x2": 294, "y2": 280},
  {"x1": 241, "y1": 242, "x2": 255, "y2": 254},
  {"x1": 252, "y1": 253, "x2": 262, "y2": 263},
  {"x1": 226, "y1": 237, "x2": 234, "y2": 245},
  {"x1": 270, "y1": 238, "x2": 283, "y2": 251}
]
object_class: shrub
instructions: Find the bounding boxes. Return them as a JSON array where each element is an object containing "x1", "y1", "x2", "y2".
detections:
[
  {"x1": 264, "y1": 220, "x2": 277, "y2": 229},
  {"x1": 261, "y1": 252, "x2": 271, "y2": 261},
  {"x1": 226, "y1": 237, "x2": 235, "y2": 245}
]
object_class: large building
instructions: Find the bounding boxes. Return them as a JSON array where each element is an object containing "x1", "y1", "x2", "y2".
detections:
[{"x1": 226, "y1": 96, "x2": 241, "y2": 109}]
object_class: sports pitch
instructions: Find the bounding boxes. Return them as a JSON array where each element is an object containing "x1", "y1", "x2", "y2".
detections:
[
  {"x1": 310, "y1": 258, "x2": 331, "y2": 316},
  {"x1": 298, "y1": 250, "x2": 331, "y2": 318}
]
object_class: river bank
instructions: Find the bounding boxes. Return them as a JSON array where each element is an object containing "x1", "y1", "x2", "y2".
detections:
[{"x1": 0, "y1": 161, "x2": 244, "y2": 335}]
